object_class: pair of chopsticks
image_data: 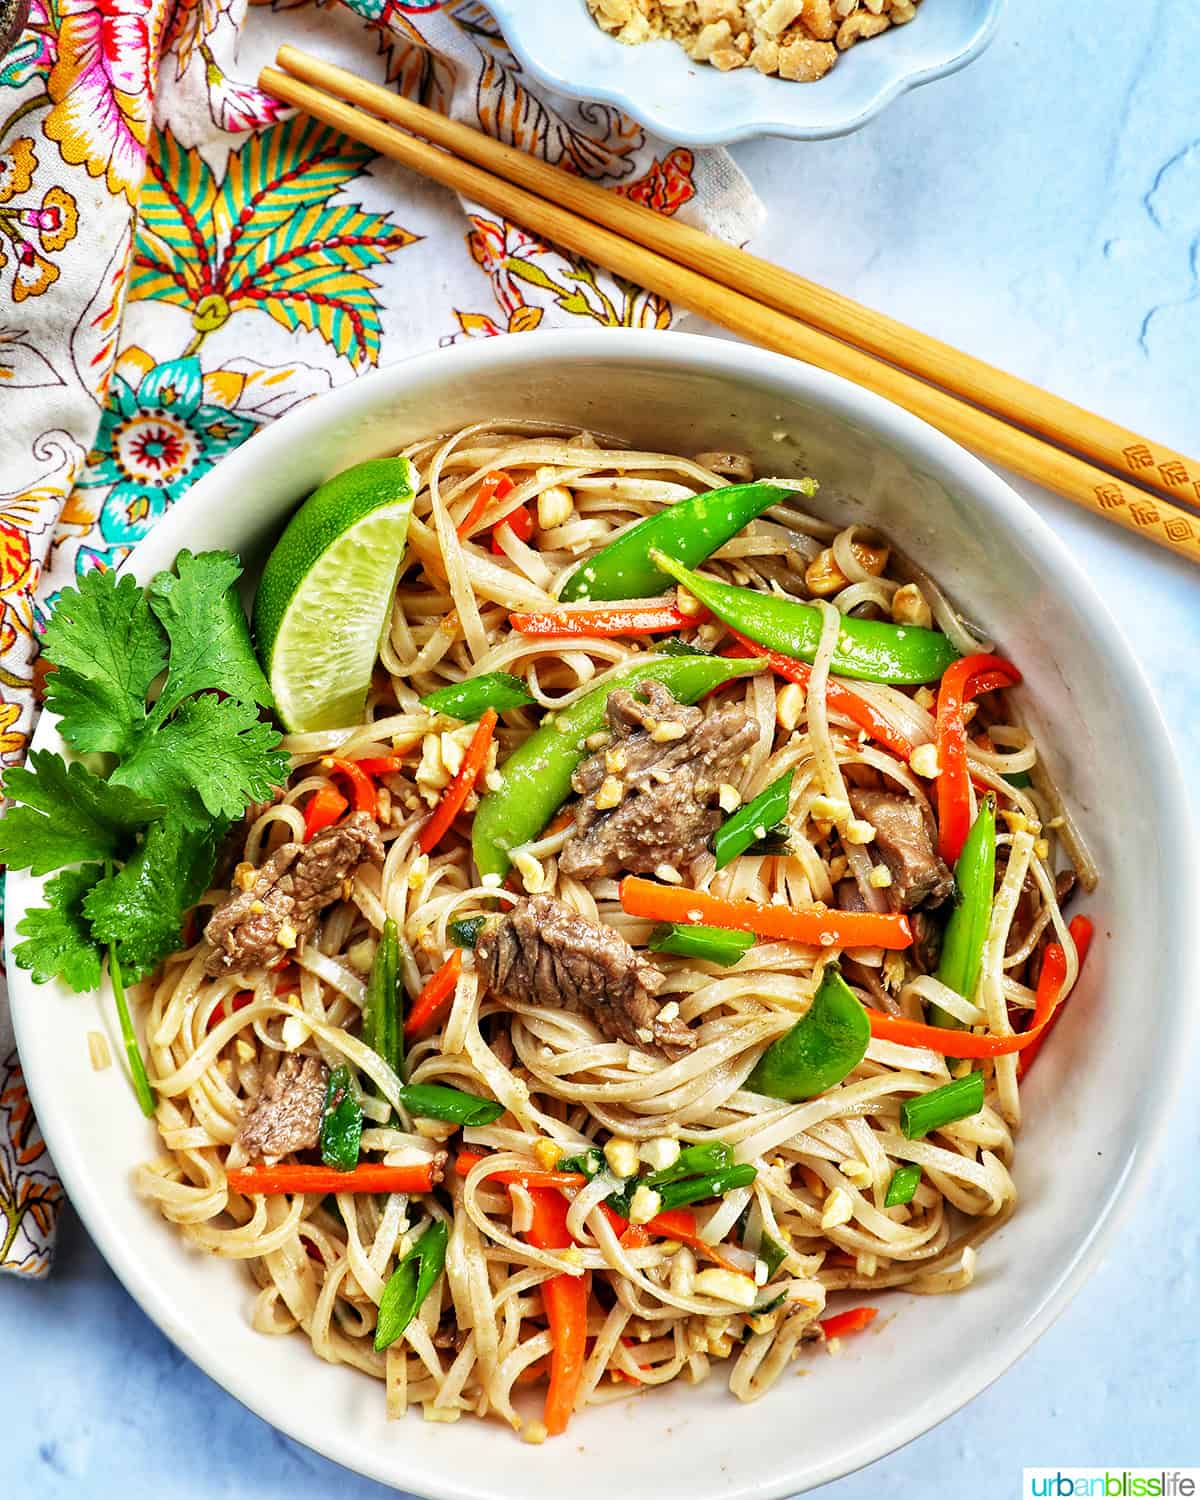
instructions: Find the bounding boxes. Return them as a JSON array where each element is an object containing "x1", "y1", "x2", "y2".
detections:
[{"x1": 260, "y1": 48, "x2": 1200, "y2": 570}]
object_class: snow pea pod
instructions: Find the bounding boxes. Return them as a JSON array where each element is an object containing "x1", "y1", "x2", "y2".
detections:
[
  {"x1": 420, "y1": 672, "x2": 533, "y2": 720},
  {"x1": 651, "y1": 552, "x2": 959, "y2": 685},
  {"x1": 746, "y1": 963, "x2": 870, "y2": 1101},
  {"x1": 929, "y1": 795, "x2": 996, "y2": 1030},
  {"x1": 558, "y1": 481, "x2": 811, "y2": 603},
  {"x1": 471, "y1": 653, "x2": 764, "y2": 880},
  {"x1": 363, "y1": 919, "x2": 402, "y2": 1076}
]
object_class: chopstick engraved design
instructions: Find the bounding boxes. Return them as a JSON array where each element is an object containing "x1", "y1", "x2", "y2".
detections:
[{"x1": 260, "y1": 48, "x2": 1200, "y2": 569}]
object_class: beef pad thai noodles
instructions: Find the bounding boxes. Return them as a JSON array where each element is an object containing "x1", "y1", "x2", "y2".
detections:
[{"x1": 124, "y1": 425, "x2": 1096, "y2": 1438}]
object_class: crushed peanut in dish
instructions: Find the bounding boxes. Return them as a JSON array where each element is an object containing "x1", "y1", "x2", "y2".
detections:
[{"x1": 586, "y1": 0, "x2": 922, "y2": 82}]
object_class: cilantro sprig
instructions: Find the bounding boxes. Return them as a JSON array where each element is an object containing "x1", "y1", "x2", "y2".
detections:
[{"x1": 4, "y1": 552, "x2": 288, "y2": 1003}]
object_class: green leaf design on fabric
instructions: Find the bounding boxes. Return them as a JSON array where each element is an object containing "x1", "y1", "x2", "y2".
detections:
[
  {"x1": 128, "y1": 122, "x2": 417, "y2": 369},
  {"x1": 133, "y1": 126, "x2": 220, "y2": 299}
]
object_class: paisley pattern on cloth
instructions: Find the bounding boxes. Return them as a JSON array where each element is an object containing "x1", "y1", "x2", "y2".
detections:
[{"x1": 0, "y1": 0, "x2": 762, "y2": 1275}]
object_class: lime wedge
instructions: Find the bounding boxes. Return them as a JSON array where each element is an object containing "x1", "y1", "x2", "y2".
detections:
[{"x1": 253, "y1": 457, "x2": 418, "y2": 732}]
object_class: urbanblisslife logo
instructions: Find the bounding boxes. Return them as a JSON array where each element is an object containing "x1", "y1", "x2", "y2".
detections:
[{"x1": 1024, "y1": 1473, "x2": 1199, "y2": 1498}]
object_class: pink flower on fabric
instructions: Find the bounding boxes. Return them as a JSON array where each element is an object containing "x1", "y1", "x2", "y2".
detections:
[
  {"x1": 201, "y1": 48, "x2": 287, "y2": 134},
  {"x1": 43, "y1": 0, "x2": 166, "y2": 205}
]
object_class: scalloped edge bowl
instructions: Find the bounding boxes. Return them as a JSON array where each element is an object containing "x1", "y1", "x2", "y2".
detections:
[{"x1": 485, "y1": 0, "x2": 1006, "y2": 145}]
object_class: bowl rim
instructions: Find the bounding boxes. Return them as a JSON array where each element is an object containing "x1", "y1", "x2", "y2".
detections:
[
  {"x1": 484, "y1": 0, "x2": 1007, "y2": 145},
  {"x1": 9, "y1": 327, "x2": 1195, "y2": 1499}
]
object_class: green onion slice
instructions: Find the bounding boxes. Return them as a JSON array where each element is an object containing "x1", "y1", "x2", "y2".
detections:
[
  {"x1": 884, "y1": 1163, "x2": 922, "y2": 1207},
  {"x1": 713, "y1": 771, "x2": 793, "y2": 870},
  {"x1": 900, "y1": 1072, "x2": 985, "y2": 1140},
  {"x1": 648, "y1": 922, "x2": 754, "y2": 967}
]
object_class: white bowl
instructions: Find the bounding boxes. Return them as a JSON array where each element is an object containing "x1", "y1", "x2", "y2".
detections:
[
  {"x1": 485, "y1": 0, "x2": 1006, "y2": 145},
  {"x1": 8, "y1": 330, "x2": 1193, "y2": 1500}
]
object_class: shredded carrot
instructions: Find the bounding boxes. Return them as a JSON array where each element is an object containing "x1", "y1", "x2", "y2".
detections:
[
  {"x1": 404, "y1": 950, "x2": 463, "y2": 1037},
  {"x1": 319, "y1": 756, "x2": 377, "y2": 819},
  {"x1": 303, "y1": 784, "x2": 348, "y2": 842},
  {"x1": 510, "y1": 601, "x2": 707, "y2": 637},
  {"x1": 456, "y1": 470, "x2": 514, "y2": 538},
  {"x1": 819, "y1": 1306, "x2": 878, "y2": 1340},
  {"x1": 353, "y1": 756, "x2": 407, "y2": 777},
  {"x1": 227, "y1": 1161, "x2": 440, "y2": 1196},
  {"x1": 725, "y1": 631, "x2": 915, "y2": 761},
  {"x1": 515, "y1": 1357, "x2": 550, "y2": 1386},
  {"x1": 620, "y1": 875, "x2": 913, "y2": 951},
  {"x1": 418, "y1": 708, "x2": 497, "y2": 854},
  {"x1": 525, "y1": 1186, "x2": 588, "y2": 1436}
]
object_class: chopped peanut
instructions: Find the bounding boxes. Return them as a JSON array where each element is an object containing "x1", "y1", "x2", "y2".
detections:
[{"x1": 891, "y1": 583, "x2": 933, "y2": 629}]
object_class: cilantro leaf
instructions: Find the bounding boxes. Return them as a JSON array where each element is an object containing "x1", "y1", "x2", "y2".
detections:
[
  {"x1": 111, "y1": 694, "x2": 288, "y2": 826},
  {"x1": 41, "y1": 570, "x2": 167, "y2": 756},
  {"x1": 147, "y1": 550, "x2": 274, "y2": 725},
  {"x1": 13, "y1": 864, "x2": 105, "y2": 990},
  {"x1": 0, "y1": 750, "x2": 164, "y2": 875},
  {"x1": 85, "y1": 816, "x2": 227, "y2": 980}
]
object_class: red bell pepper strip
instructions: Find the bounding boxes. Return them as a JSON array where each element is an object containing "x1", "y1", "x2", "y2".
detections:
[
  {"x1": 491, "y1": 503, "x2": 534, "y2": 555},
  {"x1": 227, "y1": 1161, "x2": 441, "y2": 1195},
  {"x1": 1017, "y1": 915, "x2": 1095, "y2": 1078},
  {"x1": 510, "y1": 601, "x2": 708, "y2": 637},
  {"x1": 865, "y1": 912, "x2": 1094, "y2": 1059},
  {"x1": 206, "y1": 991, "x2": 254, "y2": 1032},
  {"x1": 819, "y1": 1306, "x2": 878, "y2": 1340},
  {"x1": 418, "y1": 708, "x2": 497, "y2": 854},
  {"x1": 319, "y1": 757, "x2": 378, "y2": 820},
  {"x1": 404, "y1": 950, "x2": 463, "y2": 1037},
  {"x1": 525, "y1": 1185, "x2": 588, "y2": 1436},
  {"x1": 620, "y1": 876, "x2": 913, "y2": 950},
  {"x1": 353, "y1": 756, "x2": 406, "y2": 777},
  {"x1": 934, "y1": 654, "x2": 1022, "y2": 863},
  {"x1": 303, "y1": 785, "x2": 348, "y2": 842},
  {"x1": 725, "y1": 630, "x2": 915, "y2": 762},
  {"x1": 456, "y1": 470, "x2": 514, "y2": 539}
]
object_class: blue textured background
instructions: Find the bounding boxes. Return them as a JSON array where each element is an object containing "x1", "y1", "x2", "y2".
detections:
[{"x1": 3, "y1": 0, "x2": 1197, "y2": 1492}]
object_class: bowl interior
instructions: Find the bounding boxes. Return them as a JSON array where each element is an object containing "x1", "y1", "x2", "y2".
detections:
[
  {"x1": 486, "y1": 0, "x2": 1005, "y2": 143},
  {"x1": 8, "y1": 331, "x2": 1189, "y2": 1500}
]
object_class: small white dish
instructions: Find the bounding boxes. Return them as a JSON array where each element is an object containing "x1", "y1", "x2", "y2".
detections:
[
  {"x1": 8, "y1": 329, "x2": 1193, "y2": 1500},
  {"x1": 485, "y1": 0, "x2": 1006, "y2": 145}
]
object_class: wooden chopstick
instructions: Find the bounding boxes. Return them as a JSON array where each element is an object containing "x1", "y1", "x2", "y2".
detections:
[
  {"x1": 275, "y1": 46, "x2": 1200, "y2": 516},
  {"x1": 259, "y1": 61, "x2": 1200, "y2": 570}
]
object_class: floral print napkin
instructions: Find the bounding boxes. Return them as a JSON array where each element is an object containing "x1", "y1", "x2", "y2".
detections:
[{"x1": 0, "y1": 0, "x2": 762, "y2": 1276}]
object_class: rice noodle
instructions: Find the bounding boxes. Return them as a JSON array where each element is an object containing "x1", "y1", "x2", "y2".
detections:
[{"x1": 136, "y1": 423, "x2": 1089, "y2": 1440}]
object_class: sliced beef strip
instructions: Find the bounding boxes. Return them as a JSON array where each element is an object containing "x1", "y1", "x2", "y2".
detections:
[
  {"x1": 834, "y1": 877, "x2": 867, "y2": 913},
  {"x1": 204, "y1": 811, "x2": 384, "y2": 976},
  {"x1": 475, "y1": 893, "x2": 693, "y2": 1058},
  {"x1": 236, "y1": 1052, "x2": 328, "y2": 1160},
  {"x1": 559, "y1": 680, "x2": 758, "y2": 881},
  {"x1": 846, "y1": 787, "x2": 954, "y2": 912}
]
